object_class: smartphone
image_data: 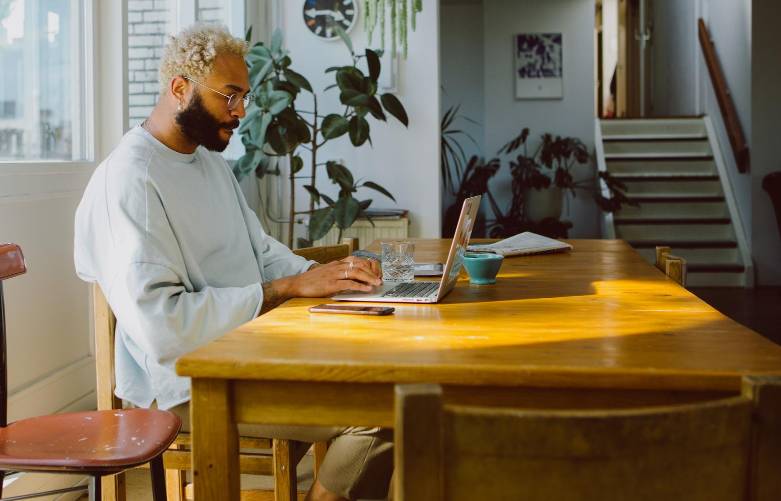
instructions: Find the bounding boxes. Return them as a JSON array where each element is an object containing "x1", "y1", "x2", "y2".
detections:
[{"x1": 309, "y1": 304, "x2": 395, "y2": 316}]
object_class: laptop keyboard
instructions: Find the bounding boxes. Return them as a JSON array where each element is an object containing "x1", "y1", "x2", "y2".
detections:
[{"x1": 381, "y1": 281, "x2": 440, "y2": 298}]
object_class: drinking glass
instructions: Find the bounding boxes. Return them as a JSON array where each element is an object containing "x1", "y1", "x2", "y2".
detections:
[{"x1": 381, "y1": 241, "x2": 415, "y2": 282}]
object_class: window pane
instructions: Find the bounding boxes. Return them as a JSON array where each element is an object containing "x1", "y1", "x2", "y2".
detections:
[
  {"x1": 0, "y1": 0, "x2": 86, "y2": 161},
  {"x1": 127, "y1": 0, "x2": 173, "y2": 128}
]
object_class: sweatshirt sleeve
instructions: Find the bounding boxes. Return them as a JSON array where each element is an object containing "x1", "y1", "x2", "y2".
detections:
[{"x1": 101, "y1": 154, "x2": 263, "y2": 365}]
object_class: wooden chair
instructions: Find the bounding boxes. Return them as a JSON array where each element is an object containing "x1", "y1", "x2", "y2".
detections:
[
  {"x1": 655, "y1": 245, "x2": 687, "y2": 286},
  {"x1": 394, "y1": 378, "x2": 781, "y2": 501},
  {"x1": 93, "y1": 240, "x2": 359, "y2": 501},
  {"x1": 293, "y1": 237, "x2": 359, "y2": 263},
  {"x1": 0, "y1": 243, "x2": 180, "y2": 501}
]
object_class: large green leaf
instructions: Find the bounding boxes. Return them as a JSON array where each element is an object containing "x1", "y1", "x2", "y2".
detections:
[
  {"x1": 238, "y1": 107, "x2": 260, "y2": 133},
  {"x1": 334, "y1": 196, "x2": 361, "y2": 230},
  {"x1": 308, "y1": 208, "x2": 336, "y2": 241},
  {"x1": 283, "y1": 68, "x2": 312, "y2": 92},
  {"x1": 270, "y1": 29, "x2": 283, "y2": 53},
  {"x1": 334, "y1": 24, "x2": 354, "y2": 54},
  {"x1": 266, "y1": 90, "x2": 292, "y2": 115},
  {"x1": 336, "y1": 67, "x2": 365, "y2": 92},
  {"x1": 340, "y1": 89, "x2": 370, "y2": 107},
  {"x1": 249, "y1": 58, "x2": 273, "y2": 88},
  {"x1": 326, "y1": 161, "x2": 354, "y2": 191},
  {"x1": 250, "y1": 112, "x2": 272, "y2": 146},
  {"x1": 380, "y1": 93, "x2": 409, "y2": 127},
  {"x1": 295, "y1": 117, "x2": 311, "y2": 143},
  {"x1": 365, "y1": 49, "x2": 381, "y2": 81},
  {"x1": 266, "y1": 123, "x2": 292, "y2": 155},
  {"x1": 348, "y1": 116, "x2": 370, "y2": 146},
  {"x1": 367, "y1": 96, "x2": 386, "y2": 121},
  {"x1": 233, "y1": 149, "x2": 261, "y2": 181},
  {"x1": 321, "y1": 114, "x2": 349, "y2": 139},
  {"x1": 303, "y1": 184, "x2": 321, "y2": 204},
  {"x1": 245, "y1": 26, "x2": 253, "y2": 43},
  {"x1": 361, "y1": 181, "x2": 396, "y2": 202},
  {"x1": 291, "y1": 155, "x2": 304, "y2": 174}
]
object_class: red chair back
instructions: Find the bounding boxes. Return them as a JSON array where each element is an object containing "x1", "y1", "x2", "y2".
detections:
[{"x1": 0, "y1": 243, "x2": 27, "y2": 427}]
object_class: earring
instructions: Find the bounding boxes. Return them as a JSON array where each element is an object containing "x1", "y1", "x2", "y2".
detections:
[{"x1": 177, "y1": 102, "x2": 182, "y2": 111}]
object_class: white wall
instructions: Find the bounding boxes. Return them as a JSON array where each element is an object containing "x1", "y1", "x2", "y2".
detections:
[
  {"x1": 440, "y1": 0, "x2": 484, "y2": 211},
  {"x1": 602, "y1": 0, "x2": 618, "y2": 115},
  {"x1": 483, "y1": 0, "x2": 598, "y2": 237},
  {"x1": 751, "y1": 1, "x2": 781, "y2": 284},
  {"x1": 269, "y1": 1, "x2": 441, "y2": 239}
]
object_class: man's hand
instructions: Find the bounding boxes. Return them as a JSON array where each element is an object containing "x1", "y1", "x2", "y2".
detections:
[{"x1": 259, "y1": 257, "x2": 382, "y2": 315}]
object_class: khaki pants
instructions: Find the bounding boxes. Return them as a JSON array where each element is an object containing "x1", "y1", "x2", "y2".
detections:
[{"x1": 168, "y1": 402, "x2": 394, "y2": 500}]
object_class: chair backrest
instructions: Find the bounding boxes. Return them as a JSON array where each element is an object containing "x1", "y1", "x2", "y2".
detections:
[
  {"x1": 0, "y1": 243, "x2": 26, "y2": 427},
  {"x1": 293, "y1": 237, "x2": 358, "y2": 264},
  {"x1": 92, "y1": 237, "x2": 362, "y2": 410},
  {"x1": 394, "y1": 377, "x2": 781, "y2": 501}
]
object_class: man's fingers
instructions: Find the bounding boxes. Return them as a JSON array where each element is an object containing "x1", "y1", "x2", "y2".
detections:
[
  {"x1": 344, "y1": 263, "x2": 382, "y2": 286},
  {"x1": 338, "y1": 279, "x2": 373, "y2": 292}
]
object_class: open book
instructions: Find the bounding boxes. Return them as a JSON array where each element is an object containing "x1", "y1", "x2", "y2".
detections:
[{"x1": 467, "y1": 232, "x2": 573, "y2": 257}]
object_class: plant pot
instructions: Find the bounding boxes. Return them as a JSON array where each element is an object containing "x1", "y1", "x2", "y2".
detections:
[{"x1": 524, "y1": 186, "x2": 563, "y2": 223}]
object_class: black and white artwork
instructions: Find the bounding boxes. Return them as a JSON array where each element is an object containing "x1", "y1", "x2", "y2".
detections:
[{"x1": 514, "y1": 33, "x2": 563, "y2": 99}]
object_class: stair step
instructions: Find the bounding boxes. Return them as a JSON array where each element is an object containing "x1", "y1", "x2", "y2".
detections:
[
  {"x1": 618, "y1": 201, "x2": 728, "y2": 219},
  {"x1": 615, "y1": 218, "x2": 731, "y2": 225},
  {"x1": 686, "y1": 272, "x2": 747, "y2": 287},
  {"x1": 617, "y1": 223, "x2": 734, "y2": 241},
  {"x1": 606, "y1": 159, "x2": 717, "y2": 176},
  {"x1": 626, "y1": 195, "x2": 725, "y2": 203},
  {"x1": 688, "y1": 263, "x2": 746, "y2": 273},
  {"x1": 628, "y1": 240, "x2": 737, "y2": 249},
  {"x1": 605, "y1": 153, "x2": 714, "y2": 161},
  {"x1": 636, "y1": 247, "x2": 740, "y2": 266},
  {"x1": 600, "y1": 118, "x2": 706, "y2": 136},
  {"x1": 612, "y1": 174, "x2": 719, "y2": 182},
  {"x1": 604, "y1": 140, "x2": 711, "y2": 156},
  {"x1": 603, "y1": 133, "x2": 708, "y2": 141}
]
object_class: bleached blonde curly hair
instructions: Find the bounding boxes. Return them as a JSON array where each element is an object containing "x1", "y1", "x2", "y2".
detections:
[{"x1": 159, "y1": 23, "x2": 248, "y2": 94}]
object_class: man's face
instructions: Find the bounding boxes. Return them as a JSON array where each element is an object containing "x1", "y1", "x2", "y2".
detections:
[{"x1": 175, "y1": 54, "x2": 250, "y2": 152}]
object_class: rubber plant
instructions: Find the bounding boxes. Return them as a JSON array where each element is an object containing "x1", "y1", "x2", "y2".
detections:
[{"x1": 234, "y1": 27, "x2": 409, "y2": 247}]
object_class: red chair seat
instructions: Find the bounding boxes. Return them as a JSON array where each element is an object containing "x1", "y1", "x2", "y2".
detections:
[{"x1": 0, "y1": 409, "x2": 180, "y2": 473}]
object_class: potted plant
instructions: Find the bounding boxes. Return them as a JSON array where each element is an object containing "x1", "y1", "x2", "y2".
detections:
[
  {"x1": 441, "y1": 126, "x2": 634, "y2": 238},
  {"x1": 233, "y1": 28, "x2": 409, "y2": 248}
]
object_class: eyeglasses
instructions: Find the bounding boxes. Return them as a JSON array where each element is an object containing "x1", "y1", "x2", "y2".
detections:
[{"x1": 182, "y1": 76, "x2": 254, "y2": 111}]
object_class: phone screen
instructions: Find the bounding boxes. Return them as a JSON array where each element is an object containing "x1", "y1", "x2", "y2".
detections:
[{"x1": 309, "y1": 304, "x2": 395, "y2": 315}]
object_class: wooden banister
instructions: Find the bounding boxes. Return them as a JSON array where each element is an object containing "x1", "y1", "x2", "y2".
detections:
[{"x1": 698, "y1": 18, "x2": 750, "y2": 173}]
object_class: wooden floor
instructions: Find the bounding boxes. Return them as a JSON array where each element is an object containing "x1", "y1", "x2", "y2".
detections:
[{"x1": 690, "y1": 286, "x2": 781, "y2": 346}]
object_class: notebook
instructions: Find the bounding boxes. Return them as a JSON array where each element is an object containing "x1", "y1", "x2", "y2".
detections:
[
  {"x1": 332, "y1": 195, "x2": 481, "y2": 304},
  {"x1": 466, "y1": 231, "x2": 572, "y2": 257}
]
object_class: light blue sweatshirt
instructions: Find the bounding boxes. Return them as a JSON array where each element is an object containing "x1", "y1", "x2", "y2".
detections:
[{"x1": 74, "y1": 126, "x2": 314, "y2": 409}]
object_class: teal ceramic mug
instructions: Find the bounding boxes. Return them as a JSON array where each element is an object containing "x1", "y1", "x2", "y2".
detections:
[{"x1": 462, "y1": 252, "x2": 504, "y2": 285}]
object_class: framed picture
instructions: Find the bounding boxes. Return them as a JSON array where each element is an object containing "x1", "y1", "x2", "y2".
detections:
[{"x1": 514, "y1": 33, "x2": 563, "y2": 99}]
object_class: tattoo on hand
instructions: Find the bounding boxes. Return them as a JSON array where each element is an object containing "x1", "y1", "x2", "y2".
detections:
[{"x1": 260, "y1": 282, "x2": 286, "y2": 315}]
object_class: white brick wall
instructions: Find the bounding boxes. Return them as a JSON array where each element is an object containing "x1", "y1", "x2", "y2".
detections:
[
  {"x1": 127, "y1": 0, "x2": 228, "y2": 127},
  {"x1": 127, "y1": 0, "x2": 171, "y2": 126}
]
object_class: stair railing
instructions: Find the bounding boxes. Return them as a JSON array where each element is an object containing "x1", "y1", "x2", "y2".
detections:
[{"x1": 698, "y1": 18, "x2": 750, "y2": 173}]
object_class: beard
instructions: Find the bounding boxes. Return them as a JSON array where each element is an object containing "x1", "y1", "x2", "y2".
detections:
[{"x1": 175, "y1": 92, "x2": 239, "y2": 152}]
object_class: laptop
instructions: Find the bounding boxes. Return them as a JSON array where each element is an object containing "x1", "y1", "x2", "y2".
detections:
[{"x1": 332, "y1": 195, "x2": 481, "y2": 304}]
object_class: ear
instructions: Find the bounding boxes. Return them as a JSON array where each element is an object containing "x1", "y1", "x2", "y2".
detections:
[{"x1": 170, "y1": 76, "x2": 190, "y2": 106}]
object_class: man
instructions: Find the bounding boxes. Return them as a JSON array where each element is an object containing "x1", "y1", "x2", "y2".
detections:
[{"x1": 74, "y1": 24, "x2": 392, "y2": 501}]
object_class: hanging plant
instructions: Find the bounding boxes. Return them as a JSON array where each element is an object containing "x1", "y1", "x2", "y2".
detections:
[{"x1": 364, "y1": 0, "x2": 423, "y2": 57}]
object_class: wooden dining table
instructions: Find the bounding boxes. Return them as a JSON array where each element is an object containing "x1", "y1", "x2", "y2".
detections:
[{"x1": 176, "y1": 239, "x2": 781, "y2": 500}]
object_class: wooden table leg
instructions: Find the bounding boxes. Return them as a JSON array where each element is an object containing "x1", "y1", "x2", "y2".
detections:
[{"x1": 191, "y1": 378, "x2": 239, "y2": 500}]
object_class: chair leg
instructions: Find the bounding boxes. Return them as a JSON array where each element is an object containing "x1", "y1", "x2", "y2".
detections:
[
  {"x1": 0, "y1": 470, "x2": 5, "y2": 498},
  {"x1": 273, "y1": 439, "x2": 297, "y2": 501},
  {"x1": 90, "y1": 475, "x2": 102, "y2": 501},
  {"x1": 164, "y1": 444, "x2": 187, "y2": 501},
  {"x1": 101, "y1": 472, "x2": 126, "y2": 501},
  {"x1": 149, "y1": 455, "x2": 167, "y2": 501},
  {"x1": 313, "y1": 441, "x2": 329, "y2": 479}
]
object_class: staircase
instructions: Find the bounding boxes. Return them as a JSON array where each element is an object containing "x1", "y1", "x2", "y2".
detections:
[{"x1": 597, "y1": 117, "x2": 752, "y2": 287}]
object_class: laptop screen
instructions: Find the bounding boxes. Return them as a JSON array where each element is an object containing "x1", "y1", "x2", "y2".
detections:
[{"x1": 437, "y1": 195, "x2": 481, "y2": 298}]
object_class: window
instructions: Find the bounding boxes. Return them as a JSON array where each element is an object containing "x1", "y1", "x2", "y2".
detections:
[
  {"x1": 126, "y1": 0, "x2": 240, "y2": 129},
  {"x1": 0, "y1": 0, "x2": 89, "y2": 161}
]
